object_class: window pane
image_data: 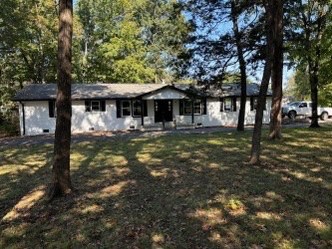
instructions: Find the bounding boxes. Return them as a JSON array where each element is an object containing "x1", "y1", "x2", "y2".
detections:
[
  {"x1": 122, "y1": 100, "x2": 131, "y2": 116},
  {"x1": 123, "y1": 108, "x2": 131, "y2": 116},
  {"x1": 122, "y1": 101, "x2": 130, "y2": 108},
  {"x1": 133, "y1": 100, "x2": 142, "y2": 116},
  {"x1": 184, "y1": 100, "x2": 192, "y2": 114},
  {"x1": 91, "y1": 101, "x2": 100, "y2": 111},
  {"x1": 194, "y1": 100, "x2": 201, "y2": 114},
  {"x1": 224, "y1": 99, "x2": 232, "y2": 111}
]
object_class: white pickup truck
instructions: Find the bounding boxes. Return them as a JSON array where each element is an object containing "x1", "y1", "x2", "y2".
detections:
[{"x1": 282, "y1": 101, "x2": 332, "y2": 120}]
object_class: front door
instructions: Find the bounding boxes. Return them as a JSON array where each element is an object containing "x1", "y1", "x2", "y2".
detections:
[{"x1": 154, "y1": 100, "x2": 173, "y2": 123}]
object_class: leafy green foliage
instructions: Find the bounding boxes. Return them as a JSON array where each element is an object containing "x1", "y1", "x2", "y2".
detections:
[
  {"x1": 286, "y1": 68, "x2": 332, "y2": 106},
  {"x1": 287, "y1": 1, "x2": 332, "y2": 110},
  {"x1": 0, "y1": 0, "x2": 58, "y2": 84},
  {"x1": 76, "y1": 0, "x2": 190, "y2": 83}
]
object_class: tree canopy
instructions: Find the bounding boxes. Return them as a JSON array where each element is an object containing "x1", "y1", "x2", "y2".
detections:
[{"x1": 76, "y1": 0, "x2": 191, "y2": 83}]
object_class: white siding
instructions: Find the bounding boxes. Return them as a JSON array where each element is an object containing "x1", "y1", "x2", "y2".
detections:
[
  {"x1": 175, "y1": 97, "x2": 271, "y2": 127},
  {"x1": 20, "y1": 97, "x2": 272, "y2": 136},
  {"x1": 71, "y1": 100, "x2": 155, "y2": 132},
  {"x1": 23, "y1": 101, "x2": 56, "y2": 136},
  {"x1": 143, "y1": 88, "x2": 187, "y2": 100}
]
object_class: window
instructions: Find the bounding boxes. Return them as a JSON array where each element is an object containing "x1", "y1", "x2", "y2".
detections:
[
  {"x1": 116, "y1": 100, "x2": 148, "y2": 118},
  {"x1": 85, "y1": 100, "x2": 106, "y2": 112},
  {"x1": 223, "y1": 97, "x2": 236, "y2": 112},
  {"x1": 180, "y1": 99, "x2": 206, "y2": 115},
  {"x1": 91, "y1": 101, "x2": 101, "y2": 111},
  {"x1": 48, "y1": 100, "x2": 56, "y2": 118},
  {"x1": 224, "y1": 98, "x2": 232, "y2": 112},
  {"x1": 194, "y1": 100, "x2": 201, "y2": 114},
  {"x1": 250, "y1": 97, "x2": 266, "y2": 111},
  {"x1": 250, "y1": 97, "x2": 257, "y2": 111},
  {"x1": 132, "y1": 100, "x2": 142, "y2": 117},
  {"x1": 183, "y1": 100, "x2": 192, "y2": 115},
  {"x1": 299, "y1": 102, "x2": 307, "y2": 108},
  {"x1": 121, "y1": 100, "x2": 131, "y2": 116}
]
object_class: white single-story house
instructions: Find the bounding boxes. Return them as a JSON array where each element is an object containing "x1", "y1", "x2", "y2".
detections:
[{"x1": 13, "y1": 83, "x2": 272, "y2": 136}]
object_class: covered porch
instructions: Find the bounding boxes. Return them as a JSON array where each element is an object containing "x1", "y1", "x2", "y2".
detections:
[{"x1": 138, "y1": 85, "x2": 207, "y2": 130}]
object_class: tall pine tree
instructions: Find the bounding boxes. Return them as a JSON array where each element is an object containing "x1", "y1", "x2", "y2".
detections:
[{"x1": 49, "y1": 0, "x2": 73, "y2": 199}]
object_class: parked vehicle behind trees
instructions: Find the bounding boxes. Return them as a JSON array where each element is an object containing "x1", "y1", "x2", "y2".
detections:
[{"x1": 282, "y1": 101, "x2": 332, "y2": 121}]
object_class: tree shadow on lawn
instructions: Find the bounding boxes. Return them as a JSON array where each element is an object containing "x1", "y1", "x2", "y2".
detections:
[
  {"x1": 0, "y1": 145, "x2": 53, "y2": 220},
  {"x1": 1, "y1": 130, "x2": 332, "y2": 248}
]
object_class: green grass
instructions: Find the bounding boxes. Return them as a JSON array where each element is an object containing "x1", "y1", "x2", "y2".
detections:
[{"x1": 1, "y1": 126, "x2": 332, "y2": 248}]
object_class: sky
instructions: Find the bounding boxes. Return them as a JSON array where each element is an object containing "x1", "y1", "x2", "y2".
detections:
[{"x1": 71, "y1": 0, "x2": 294, "y2": 87}]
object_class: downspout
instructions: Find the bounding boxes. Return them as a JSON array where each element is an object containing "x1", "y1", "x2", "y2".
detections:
[{"x1": 20, "y1": 101, "x2": 26, "y2": 136}]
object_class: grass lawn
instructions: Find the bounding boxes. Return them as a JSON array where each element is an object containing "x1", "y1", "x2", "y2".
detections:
[{"x1": 1, "y1": 127, "x2": 332, "y2": 248}]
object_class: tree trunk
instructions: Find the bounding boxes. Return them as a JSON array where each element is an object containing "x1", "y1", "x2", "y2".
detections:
[
  {"x1": 309, "y1": 63, "x2": 320, "y2": 128},
  {"x1": 231, "y1": 1, "x2": 247, "y2": 132},
  {"x1": 269, "y1": 0, "x2": 283, "y2": 139},
  {"x1": 309, "y1": 6, "x2": 325, "y2": 129},
  {"x1": 49, "y1": 0, "x2": 73, "y2": 199},
  {"x1": 249, "y1": 1, "x2": 275, "y2": 165}
]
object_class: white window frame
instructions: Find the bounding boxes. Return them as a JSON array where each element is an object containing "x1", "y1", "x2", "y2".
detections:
[
  {"x1": 121, "y1": 100, "x2": 131, "y2": 117},
  {"x1": 132, "y1": 100, "x2": 142, "y2": 117},
  {"x1": 182, "y1": 99, "x2": 205, "y2": 115},
  {"x1": 183, "y1": 100, "x2": 192, "y2": 115},
  {"x1": 194, "y1": 99, "x2": 202, "y2": 115},
  {"x1": 224, "y1": 98, "x2": 233, "y2": 112}
]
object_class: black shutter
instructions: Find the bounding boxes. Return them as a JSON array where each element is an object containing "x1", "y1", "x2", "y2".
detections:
[
  {"x1": 101, "y1": 100, "x2": 106, "y2": 112},
  {"x1": 179, "y1": 100, "x2": 184, "y2": 115},
  {"x1": 116, "y1": 100, "x2": 121, "y2": 118},
  {"x1": 143, "y1": 100, "x2": 148, "y2": 116},
  {"x1": 203, "y1": 98, "x2": 207, "y2": 114},
  {"x1": 233, "y1": 97, "x2": 237, "y2": 112},
  {"x1": 85, "y1": 100, "x2": 91, "y2": 112},
  {"x1": 220, "y1": 98, "x2": 224, "y2": 112},
  {"x1": 250, "y1": 97, "x2": 254, "y2": 111},
  {"x1": 48, "y1": 100, "x2": 55, "y2": 118}
]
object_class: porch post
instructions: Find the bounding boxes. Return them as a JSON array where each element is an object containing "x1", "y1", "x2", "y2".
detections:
[
  {"x1": 141, "y1": 99, "x2": 144, "y2": 126},
  {"x1": 191, "y1": 99, "x2": 195, "y2": 124}
]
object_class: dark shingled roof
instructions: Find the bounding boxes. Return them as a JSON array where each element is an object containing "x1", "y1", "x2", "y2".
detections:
[
  {"x1": 13, "y1": 83, "x2": 271, "y2": 101},
  {"x1": 218, "y1": 83, "x2": 272, "y2": 97}
]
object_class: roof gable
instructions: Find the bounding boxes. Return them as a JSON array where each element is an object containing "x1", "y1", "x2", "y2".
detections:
[{"x1": 140, "y1": 85, "x2": 189, "y2": 100}]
